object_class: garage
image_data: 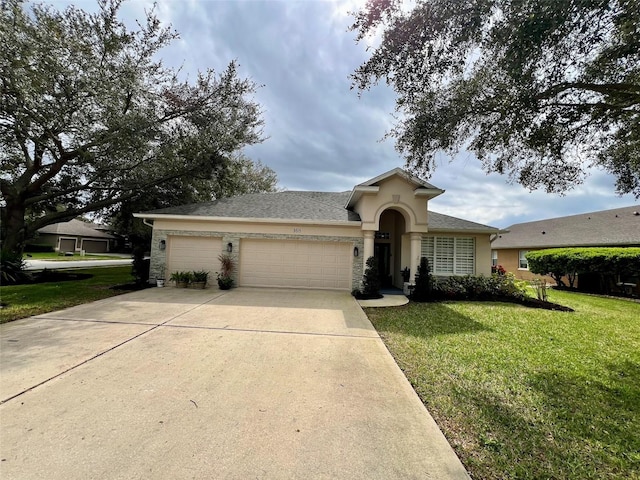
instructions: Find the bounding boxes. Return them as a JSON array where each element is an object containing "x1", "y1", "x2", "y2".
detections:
[
  {"x1": 59, "y1": 238, "x2": 76, "y2": 252},
  {"x1": 167, "y1": 236, "x2": 222, "y2": 275},
  {"x1": 81, "y1": 239, "x2": 109, "y2": 253},
  {"x1": 239, "y1": 239, "x2": 352, "y2": 290}
]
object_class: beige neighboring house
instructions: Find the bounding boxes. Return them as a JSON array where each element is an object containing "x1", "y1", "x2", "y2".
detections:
[
  {"x1": 31, "y1": 219, "x2": 115, "y2": 254},
  {"x1": 134, "y1": 168, "x2": 499, "y2": 290},
  {"x1": 491, "y1": 205, "x2": 640, "y2": 290}
]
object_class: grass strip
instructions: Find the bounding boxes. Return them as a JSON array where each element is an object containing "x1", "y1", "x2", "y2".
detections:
[{"x1": 0, "y1": 266, "x2": 136, "y2": 324}]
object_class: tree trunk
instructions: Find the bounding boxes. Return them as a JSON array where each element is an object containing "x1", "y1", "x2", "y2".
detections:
[{"x1": 1, "y1": 200, "x2": 27, "y2": 255}]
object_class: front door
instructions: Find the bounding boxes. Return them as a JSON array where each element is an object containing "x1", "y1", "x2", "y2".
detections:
[{"x1": 374, "y1": 243, "x2": 392, "y2": 288}]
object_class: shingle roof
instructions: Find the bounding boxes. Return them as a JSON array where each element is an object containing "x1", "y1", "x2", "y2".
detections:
[
  {"x1": 492, "y1": 205, "x2": 640, "y2": 249},
  {"x1": 428, "y1": 211, "x2": 499, "y2": 232},
  {"x1": 141, "y1": 190, "x2": 499, "y2": 232},
  {"x1": 143, "y1": 191, "x2": 361, "y2": 222},
  {"x1": 37, "y1": 219, "x2": 115, "y2": 239}
]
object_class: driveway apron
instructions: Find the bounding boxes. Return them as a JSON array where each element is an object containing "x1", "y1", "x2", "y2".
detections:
[{"x1": 0, "y1": 287, "x2": 470, "y2": 479}]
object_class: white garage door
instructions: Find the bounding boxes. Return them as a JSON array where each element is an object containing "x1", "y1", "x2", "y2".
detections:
[
  {"x1": 239, "y1": 239, "x2": 352, "y2": 290},
  {"x1": 167, "y1": 236, "x2": 222, "y2": 276}
]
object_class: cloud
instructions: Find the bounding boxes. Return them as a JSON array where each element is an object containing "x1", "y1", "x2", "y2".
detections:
[{"x1": 37, "y1": 0, "x2": 639, "y2": 226}]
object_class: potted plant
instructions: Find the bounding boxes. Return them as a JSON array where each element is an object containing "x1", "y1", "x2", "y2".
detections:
[
  {"x1": 190, "y1": 270, "x2": 209, "y2": 289},
  {"x1": 216, "y1": 254, "x2": 234, "y2": 290},
  {"x1": 170, "y1": 271, "x2": 190, "y2": 288},
  {"x1": 156, "y1": 263, "x2": 165, "y2": 287}
]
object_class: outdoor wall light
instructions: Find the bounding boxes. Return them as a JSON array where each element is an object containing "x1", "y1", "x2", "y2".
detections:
[
  {"x1": 353, "y1": 246, "x2": 359, "y2": 257},
  {"x1": 227, "y1": 242, "x2": 233, "y2": 253},
  {"x1": 159, "y1": 239, "x2": 166, "y2": 251}
]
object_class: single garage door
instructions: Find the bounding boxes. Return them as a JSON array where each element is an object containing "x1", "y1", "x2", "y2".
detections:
[
  {"x1": 59, "y1": 238, "x2": 76, "y2": 252},
  {"x1": 81, "y1": 239, "x2": 109, "y2": 253},
  {"x1": 167, "y1": 236, "x2": 222, "y2": 276},
  {"x1": 240, "y1": 239, "x2": 352, "y2": 290}
]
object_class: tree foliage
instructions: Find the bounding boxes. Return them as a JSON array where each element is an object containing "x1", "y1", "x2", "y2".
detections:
[
  {"x1": 351, "y1": 0, "x2": 640, "y2": 196},
  {"x1": 0, "y1": 0, "x2": 266, "y2": 254}
]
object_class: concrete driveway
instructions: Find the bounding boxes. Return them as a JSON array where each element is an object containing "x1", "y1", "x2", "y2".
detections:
[{"x1": 0, "y1": 287, "x2": 469, "y2": 479}]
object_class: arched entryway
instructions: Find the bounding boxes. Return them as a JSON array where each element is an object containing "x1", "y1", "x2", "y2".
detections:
[{"x1": 375, "y1": 209, "x2": 408, "y2": 288}]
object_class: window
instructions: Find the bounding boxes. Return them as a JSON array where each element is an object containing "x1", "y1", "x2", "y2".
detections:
[
  {"x1": 491, "y1": 250, "x2": 498, "y2": 267},
  {"x1": 519, "y1": 250, "x2": 529, "y2": 269},
  {"x1": 421, "y1": 236, "x2": 475, "y2": 275}
]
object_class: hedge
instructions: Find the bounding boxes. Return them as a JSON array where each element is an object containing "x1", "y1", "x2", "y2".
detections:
[{"x1": 526, "y1": 247, "x2": 640, "y2": 287}]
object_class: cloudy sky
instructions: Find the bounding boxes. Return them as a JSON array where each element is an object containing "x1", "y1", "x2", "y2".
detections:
[{"x1": 44, "y1": 0, "x2": 638, "y2": 228}]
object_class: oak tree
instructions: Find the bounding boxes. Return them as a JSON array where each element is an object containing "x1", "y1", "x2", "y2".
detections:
[
  {"x1": 351, "y1": 0, "x2": 640, "y2": 195},
  {"x1": 0, "y1": 0, "x2": 266, "y2": 254}
]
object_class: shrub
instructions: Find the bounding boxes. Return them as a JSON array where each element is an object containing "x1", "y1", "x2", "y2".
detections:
[
  {"x1": 411, "y1": 257, "x2": 433, "y2": 302},
  {"x1": 361, "y1": 256, "x2": 382, "y2": 299},
  {"x1": 24, "y1": 243, "x2": 55, "y2": 253},
  {"x1": 0, "y1": 250, "x2": 30, "y2": 285},
  {"x1": 217, "y1": 254, "x2": 235, "y2": 289},
  {"x1": 527, "y1": 247, "x2": 640, "y2": 291},
  {"x1": 430, "y1": 273, "x2": 527, "y2": 302},
  {"x1": 131, "y1": 247, "x2": 150, "y2": 285}
]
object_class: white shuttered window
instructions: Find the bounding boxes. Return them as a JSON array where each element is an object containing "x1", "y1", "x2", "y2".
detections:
[{"x1": 421, "y1": 236, "x2": 475, "y2": 275}]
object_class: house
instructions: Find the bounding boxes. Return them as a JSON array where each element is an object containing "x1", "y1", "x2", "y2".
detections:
[
  {"x1": 30, "y1": 219, "x2": 116, "y2": 254},
  {"x1": 134, "y1": 168, "x2": 499, "y2": 290},
  {"x1": 491, "y1": 205, "x2": 640, "y2": 290}
]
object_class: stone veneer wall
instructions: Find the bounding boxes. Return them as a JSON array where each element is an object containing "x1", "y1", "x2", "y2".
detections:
[{"x1": 150, "y1": 229, "x2": 364, "y2": 291}]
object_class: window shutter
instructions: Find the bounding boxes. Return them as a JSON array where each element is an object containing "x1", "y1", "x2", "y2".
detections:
[{"x1": 455, "y1": 238, "x2": 475, "y2": 274}]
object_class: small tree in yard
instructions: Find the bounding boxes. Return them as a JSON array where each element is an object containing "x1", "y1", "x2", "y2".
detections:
[
  {"x1": 361, "y1": 256, "x2": 382, "y2": 299},
  {"x1": 411, "y1": 257, "x2": 432, "y2": 302}
]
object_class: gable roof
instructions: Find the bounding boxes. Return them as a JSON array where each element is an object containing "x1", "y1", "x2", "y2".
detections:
[
  {"x1": 345, "y1": 168, "x2": 444, "y2": 208},
  {"x1": 140, "y1": 191, "x2": 361, "y2": 223},
  {"x1": 492, "y1": 205, "x2": 640, "y2": 249},
  {"x1": 357, "y1": 167, "x2": 441, "y2": 190},
  {"x1": 37, "y1": 219, "x2": 115, "y2": 239}
]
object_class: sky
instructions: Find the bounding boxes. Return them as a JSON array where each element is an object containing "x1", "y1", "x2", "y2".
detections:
[{"x1": 42, "y1": 0, "x2": 639, "y2": 228}]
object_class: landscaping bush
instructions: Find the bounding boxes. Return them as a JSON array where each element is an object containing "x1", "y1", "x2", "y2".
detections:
[
  {"x1": 411, "y1": 257, "x2": 433, "y2": 302},
  {"x1": 24, "y1": 243, "x2": 55, "y2": 253},
  {"x1": 430, "y1": 273, "x2": 528, "y2": 301},
  {"x1": 527, "y1": 247, "x2": 640, "y2": 292},
  {"x1": 359, "y1": 256, "x2": 382, "y2": 299},
  {"x1": 0, "y1": 250, "x2": 30, "y2": 286},
  {"x1": 131, "y1": 247, "x2": 150, "y2": 286}
]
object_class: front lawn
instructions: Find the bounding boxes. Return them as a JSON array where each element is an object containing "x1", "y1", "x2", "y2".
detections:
[
  {"x1": 0, "y1": 266, "x2": 136, "y2": 324},
  {"x1": 365, "y1": 290, "x2": 639, "y2": 480},
  {"x1": 24, "y1": 252, "x2": 124, "y2": 261}
]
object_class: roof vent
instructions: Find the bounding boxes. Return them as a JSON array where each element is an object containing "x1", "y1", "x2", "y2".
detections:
[
  {"x1": 588, "y1": 216, "x2": 591, "y2": 219},
  {"x1": 634, "y1": 211, "x2": 640, "y2": 216},
  {"x1": 541, "y1": 231, "x2": 546, "y2": 234}
]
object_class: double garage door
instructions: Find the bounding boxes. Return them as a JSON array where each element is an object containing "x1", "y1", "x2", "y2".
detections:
[
  {"x1": 239, "y1": 239, "x2": 352, "y2": 290},
  {"x1": 166, "y1": 236, "x2": 352, "y2": 290}
]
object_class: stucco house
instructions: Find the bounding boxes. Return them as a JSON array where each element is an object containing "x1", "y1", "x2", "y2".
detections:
[
  {"x1": 29, "y1": 218, "x2": 116, "y2": 253},
  {"x1": 491, "y1": 205, "x2": 640, "y2": 290},
  {"x1": 134, "y1": 168, "x2": 499, "y2": 290}
]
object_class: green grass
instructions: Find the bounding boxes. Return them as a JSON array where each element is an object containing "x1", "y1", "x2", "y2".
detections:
[
  {"x1": 365, "y1": 290, "x2": 640, "y2": 480},
  {"x1": 24, "y1": 252, "x2": 124, "y2": 260},
  {"x1": 0, "y1": 266, "x2": 136, "y2": 324}
]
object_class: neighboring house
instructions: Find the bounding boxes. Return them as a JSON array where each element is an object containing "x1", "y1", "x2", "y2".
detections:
[
  {"x1": 491, "y1": 205, "x2": 640, "y2": 290},
  {"x1": 134, "y1": 168, "x2": 499, "y2": 291},
  {"x1": 30, "y1": 219, "x2": 115, "y2": 253}
]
